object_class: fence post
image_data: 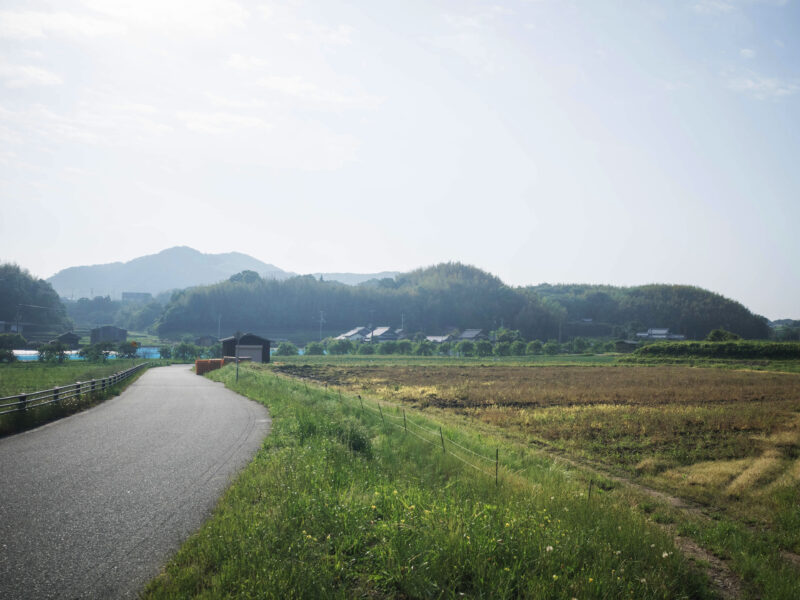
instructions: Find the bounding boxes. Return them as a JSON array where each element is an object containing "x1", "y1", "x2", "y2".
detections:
[
  {"x1": 91, "y1": 379, "x2": 96, "y2": 393},
  {"x1": 379, "y1": 403, "x2": 385, "y2": 426},
  {"x1": 403, "y1": 409, "x2": 407, "y2": 433},
  {"x1": 53, "y1": 386, "x2": 59, "y2": 405},
  {"x1": 439, "y1": 427, "x2": 445, "y2": 453},
  {"x1": 495, "y1": 448, "x2": 499, "y2": 486},
  {"x1": 338, "y1": 389, "x2": 342, "y2": 401},
  {"x1": 359, "y1": 395, "x2": 363, "y2": 412},
  {"x1": 588, "y1": 479, "x2": 593, "y2": 501},
  {"x1": 19, "y1": 393, "x2": 27, "y2": 412}
]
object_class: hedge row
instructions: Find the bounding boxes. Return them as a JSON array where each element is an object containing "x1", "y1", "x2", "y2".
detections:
[{"x1": 633, "y1": 341, "x2": 800, "y2": 360}]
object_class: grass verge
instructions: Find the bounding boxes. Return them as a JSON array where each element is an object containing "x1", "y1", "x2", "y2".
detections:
[{"x1": 145, "y1": 363, "x2": 712, "y2": 599}]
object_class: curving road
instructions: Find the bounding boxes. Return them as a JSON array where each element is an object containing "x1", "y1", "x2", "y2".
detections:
[{"x1": 0, "y1": 364, "x2": 270, "y2": 599}]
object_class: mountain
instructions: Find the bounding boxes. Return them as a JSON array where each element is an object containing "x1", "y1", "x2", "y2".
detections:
[
  {"x1": 47, "y1": 247, "x2": 399, "y2": 299},
  {"x1": 48, "y1": 247, "x2": 290, "y2": 299}
]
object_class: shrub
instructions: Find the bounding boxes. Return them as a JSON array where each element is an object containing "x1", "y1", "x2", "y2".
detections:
[
  {"x1": 510, "y1": 340, "x2": 527, "y2": 356},
  {"x1": 0, "y1": 333, "x2": 26, "y2": 350},
  {"x1": 79, "y1": 342, "x2": 113, "y2": 362},
  {"x1": 377, "y1": 341, "x2": 397, "y2": 355},
  {"x1": 475, "y1": 340, "x2": 493, "y2": 357},
  {"x1": 543, "y1": 341, "x2": 560, "y2": 355},
  {"x1": 395, "y1": 340, "x2": 413, "y2": 355},
  {"x1": 174, "y1": 342, "x2": 201, "y2": 361},
  {"x1": 356, "y1": 343, "x2": 375, "y2": 355},
  {"x1": 494, "y1": 341, "x2": 511, "y2": 357},
  {"x1": 159, "y1": 345, "x2": 173, "y2": 359},
  {"x1": 304, "y1": 342, "x2": 324, "y2": 355},
  {"x1": 706, "y1": 328, "x2": 741, "y2": 342},
  {"x1": 0, "y1": 348, "x2": 17, "y2": 363},
  {"x1": 526, "y1": 340, "x2": 543, "y2": 355},
  {"x1": 117, "y1": 341, "x2": 139, "y2": 359},
  {"x1": 275, "y1": 342, "x2": 299, "y2": 356},
  {"x1": 456, "y1": 340, "x2": 475, "y2": 357},
  {"x1": 327, "y1": 339, "x2": 353, "y2": 355},
  {"x1": 413, "y1": 340, "x2": 434, "y2": 356},
  {"x1": 38, "y1": 342, "x2": 68, "y2": 363}
]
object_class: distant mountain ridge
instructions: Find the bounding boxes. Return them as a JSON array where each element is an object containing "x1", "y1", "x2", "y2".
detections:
[{"x1": 47, "y1": 246, "x2": 399, "y2": 299}]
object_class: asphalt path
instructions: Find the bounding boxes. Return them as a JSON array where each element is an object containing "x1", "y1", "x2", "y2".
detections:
[{"x1": 0, "y1": 364, "x2": 271, "y2": 599}]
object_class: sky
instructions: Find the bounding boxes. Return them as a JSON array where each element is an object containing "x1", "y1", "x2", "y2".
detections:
[{"x1": 0, "y1": 0, "x2": 798, "y2": 319}]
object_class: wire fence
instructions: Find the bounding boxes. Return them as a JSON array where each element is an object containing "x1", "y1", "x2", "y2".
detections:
[
  {"x1": 0, "y1": 363, "x2": 150, "y2": 416},
  {"x1": 298, "y1": 378, "x2": 502, "y2": 484}
]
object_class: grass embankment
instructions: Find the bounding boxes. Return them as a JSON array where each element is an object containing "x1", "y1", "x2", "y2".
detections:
[
  {"x1": 146, "y1": 363, "x2": 712, "y2": 599},
  {"x1": 0, "y1": 359, "x2": 154, "y2": 436},
  {"x1": 273, "y1": 361, "x2": 800, "y2": 598}
]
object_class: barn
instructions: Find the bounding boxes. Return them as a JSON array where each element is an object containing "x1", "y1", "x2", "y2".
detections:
[
  {"x1": 221, "y1": 333, "x2": 271, "y2": 363},
  {"x1": 90, "y1": 325, "x2": 127, "y2": 344}
]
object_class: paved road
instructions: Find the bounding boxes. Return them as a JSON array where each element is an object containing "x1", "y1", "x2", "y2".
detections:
[{"x1": 0, "y1": 364, "x2": 270, "y2": 599}]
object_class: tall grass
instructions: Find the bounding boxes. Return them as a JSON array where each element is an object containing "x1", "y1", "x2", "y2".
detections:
[{"x1": 145, "y1": 364, "x2": 711, "y2": 599}]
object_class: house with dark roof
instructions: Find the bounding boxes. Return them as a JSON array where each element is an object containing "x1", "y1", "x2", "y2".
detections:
[
  {"x1": 457, "y1": 329, "x2": 487, "y2": 342},
  {"x1": 425, "y1": 335, "x2": 452, "y2": 344},
  {"x1": 50, "y1": 331, "x2": 81, "y2": 349},
  {"x1": 365, "y1": 327, "x2": 397, "y2": 342},
  {"x1": 220, "y1": 333, "x2": 271, "y2": 363},
  {"x1": 335, "y1": 327, "x2": 369, "y2": 341},
  {"x1": 635, "y1": 328, "x2": 685, "y2": 341},
  {"x1": 90, "y1": 325, "x2": 127, "y2": 344}
]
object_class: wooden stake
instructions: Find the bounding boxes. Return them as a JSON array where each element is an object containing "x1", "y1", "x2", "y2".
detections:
[
  {"x1": 495, "y1": 448, "x2": 499, "y2": 487},
  {"x1": 379, "y1": 403, "x2": 385, "y2": 426},
  {"x1": 439, "y1": 427, "x2": 445, "y2": 453},
  {"x1": 403, "y1": 409, "x2": 407, "y2": 433}
]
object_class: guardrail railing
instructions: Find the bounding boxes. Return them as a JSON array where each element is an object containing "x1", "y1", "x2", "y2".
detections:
[{"x1": 0, "y1": 363, "x2": 150, "y2": 416}]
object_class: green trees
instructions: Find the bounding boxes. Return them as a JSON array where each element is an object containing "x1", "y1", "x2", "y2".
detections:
[
  {"x1": 79, "y1": 342, "x2": 114, "y2": 362},
  {"x1": 117, "y1": 341, "x2": 139, "y2": 359},
  {"x1": 159, "y1": 345, "x2": 173, "y2": 359},
  {"x1": 275, "y1": 342, "x2": 299, "y2": 356},
  {"x1": 543, "y1": 341, "x2": 560, "y2": 355},
  {"x1": 305, "y1": 342, "x2": 325, "y2": 355},
  {"x1": 706, "y1": 329, "x2": 741, "y2": 342},
  {"x1": 413, "y1": 340, "x2": 434, "y2": 356},
  {"x1": 173, "y1": 342, "x2": 201, "y2": 361},
  {"x1": 0, "y1": 263, "x2": 71, "y2": 333},
  {"x1": 510, "y1": 340, "x2": 527, "y2": 356},
  {"x1": 475, "y1": 340, "x2": 493, "y2": 357},
  {"x1": 526, "y1": 340, "x2": 543, "y2": 355},
  {"x1": 38, "y1": 342, "x2": 68, "y2": 363},
  {"x1": 395, "y1": 340, "x2": 413, "y2": 355},
  {"x1": 494, "y1": 342, "x2": 511, "y2": 357},
  {"x1": 327, "y1": 339, "x2": 353, "y2": 355},
  {"x1": 456, "y1": 340, "x2": 475, "y2": 357},
  {"x1": 356, "y1": 343, "x2": 375, "y2": 355},
  {"x1": 377, "y1": 341, "x2": 397, "y2": 355}
]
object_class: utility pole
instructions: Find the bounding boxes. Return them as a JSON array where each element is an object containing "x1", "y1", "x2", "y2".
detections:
[
  {"x1": 235, "y1": 330, "x2": 242, "y2": 382},
  {"x1": 217, "y1": 314, "x2": 221, "y2": 339},
  {"x1": 318, "y1": 310, "x2": 325, "y2": 341}
]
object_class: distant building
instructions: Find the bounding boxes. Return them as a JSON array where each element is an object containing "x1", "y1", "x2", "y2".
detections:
[
  {"x1": 195, "y1": 335, "x2": 218, "y2": 347},
  {"x1": 220, "y1": 333, "x2": 270, "y2": 363},
  {"x1": 635, "y1": 328, "x2": 686, "y2": 341},
  {"x1": 121, "y1": 292, "x2": 153, "y2": 303},
  {"x1": 335, "y1": 327, "x2": 369, "y2": 341},
  {"x1": 457, "y1": 329, "x2": 488, "y2": 342},
  {"x1": 425, "y1": 335, "x2": 452, "y2": 344},
  {"x1": 365, "y1": 327, "x2": 397, "y2": 342},
  {"x1": 50, "y1": 331, "x2": 81, "y2": 349},
  {"x1": 90, "y1": 325, "x2": 127, "y2": 344}
]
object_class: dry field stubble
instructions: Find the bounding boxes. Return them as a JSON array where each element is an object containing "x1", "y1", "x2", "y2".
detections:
[{"x1": 276, "y1": 363, "x2": 800, "y2": 531}]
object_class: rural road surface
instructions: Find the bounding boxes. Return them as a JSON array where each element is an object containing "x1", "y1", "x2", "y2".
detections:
[{"x1": 0, "y1": 364, "x2": 270, "y2": 599}]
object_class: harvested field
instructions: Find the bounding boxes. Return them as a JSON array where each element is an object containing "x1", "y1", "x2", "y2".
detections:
[{"x1": 275, "y1": 363, "x2": 800, "y2": 548}]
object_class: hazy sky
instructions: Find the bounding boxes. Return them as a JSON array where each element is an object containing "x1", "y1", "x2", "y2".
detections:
[{"x1": 1, "y1": 0, "x2": 798, "y2": 318}]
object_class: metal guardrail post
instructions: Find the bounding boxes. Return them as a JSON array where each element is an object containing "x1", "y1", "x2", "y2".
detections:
[
  {"x1": 20, "y1": 394, "x2": 27, "y2": 412},
  {"x1": 91, "y1": 379, "x2": 96, "y2": 393},
  {"x1": 53, "y1": 386, "x2": 59, "y2": 405}
]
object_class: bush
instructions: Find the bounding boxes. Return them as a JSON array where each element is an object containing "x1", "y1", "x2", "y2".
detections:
[
  {"x1": 356, "y1": 343, "x2": 375, "y2": 355},
  {"x1": 526, "y1": 340, "x2": 543, "y2": 355},
  {"x1": 274, "y1": 342, "x2": 299, "y2": 356},
  {"x1": 159, "y1": 345, "x2": 173, "y2": 359},
  {"x1": 79, "y1": 342, "x2": 113, "y2": 362},
  {"x1": 395, "y1": 340, "x2": 413, "y2": 355},
  {"x1": 117, "y1": 341, "x2": 139, "y2": 359},
  {"x1": 510, "y1": 340, "x2": 527, "y2": 356},
  {"x1": 438, "y1": 341, "x2": 452, "y2": 356},
  {"x1": 305, "y1": 342, "x2": 325, "y2": 355},
  {"x1": 377, "y1": 341, "x2": 397, "y2": 355},
  {"x1": 413, "y1": 340, "x2": 434, "y2": 356},
  {"x1": 456, "y1": 340, "x2": 475, "y2": 357},
  {"x1": 634, "y1": 341, "x2": 800, "y2": 360},
  {"x1": 494, "y1": 341, "x2": 511, "y2": 357},
  {"x1": 174, "y1": 341, "x2": 201, "y2": 361},
  {"x1": 706, "y1": 329, "x2": 741, "y2": 342},
  {"x1": 0, "y1": 333, "x2": 26, "y2": 350},
  {"x1": 327, "y1": 339, "x2": 353, "y2": 355},
  {"x1": 475, "y1": 340, "x2": 493, "y2": 357},
  {"x1": 543, "y1": 341, "x2": 560, "y2": 355},
  {"x1": 0, "y1": 348, "x2": 17, "y2": 363},
  {"x1": 38, "y1": 342, "x2": 68, "y2": 363}
]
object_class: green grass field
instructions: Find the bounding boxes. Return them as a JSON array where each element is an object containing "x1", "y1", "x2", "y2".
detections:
[
  {"x1": 0, "y1": 359, "x2": 149, "y2": 397},
  {"x1": 145, "y1": 363, "x2": 715, "y2": 599}
]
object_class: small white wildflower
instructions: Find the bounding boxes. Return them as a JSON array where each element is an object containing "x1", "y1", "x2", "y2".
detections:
[{"x1": 546, "y1": 545, "x2": 553, "y2": 552}]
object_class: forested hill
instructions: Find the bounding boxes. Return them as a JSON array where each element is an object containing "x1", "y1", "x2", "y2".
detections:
[
  {"x1": 155, "y1": 263, "x2": 769, "y2": 340},
  {"x1": 0, "y1": 264, "x2": 71, "y2": 337},
  {"x1": 529, "y1": 284, "x2": 770, "y2": 339}
]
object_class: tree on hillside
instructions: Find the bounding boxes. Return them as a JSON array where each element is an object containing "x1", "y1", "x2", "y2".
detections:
[
  {"x1": 0, "y1": 263, "x2": 71, "y2": 334},
  {"x1": 706, "y1": 329, "x2": 741, "y2": 342}
]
